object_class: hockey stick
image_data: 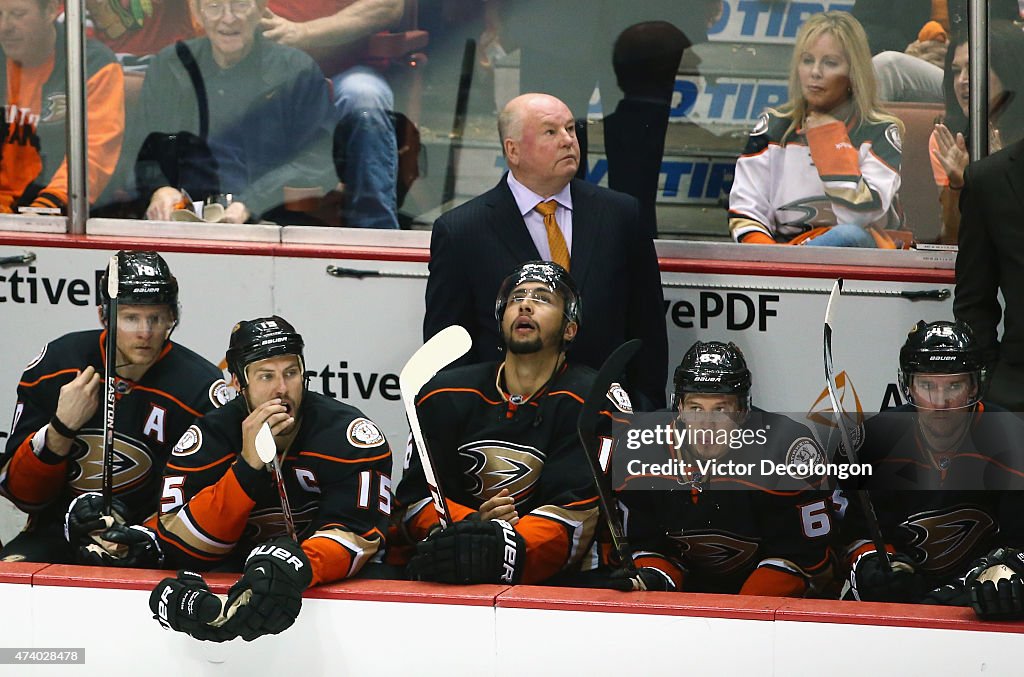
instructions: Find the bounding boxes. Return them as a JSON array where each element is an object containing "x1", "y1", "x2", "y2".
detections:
[
  {"x1": 399, "y1": 326, "x2": 473, "y2": 529},
  {"x1": 255, "y1": 422, "x2": 297, "y2": 541},
  {"x1": 441, "y1": 39, "x2": 475, "y2": 207},
  {"x1": 578, "y1": 339, "x2": 643, "y2": 580},
  {"x1": 823, "y1": 279, "x2": 889, "y2": 563},
  {"x1": 102, "y1": 255, "x2": 119, "y2": 517}
]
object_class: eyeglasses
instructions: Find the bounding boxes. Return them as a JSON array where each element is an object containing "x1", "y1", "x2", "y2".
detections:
[
  {"x1": 200, "y1": 0, "x2": 256, "y2": 19},
  {"x1": 507, "y1": 288, "x2": 557, "y2": 306}
]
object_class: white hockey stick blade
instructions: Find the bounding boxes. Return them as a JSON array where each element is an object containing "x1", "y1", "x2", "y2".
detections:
[
  {"x1": 399, "y1": 326, "x2": 473, "y2": 404},
  {"x1": 399, "y1": 326, "x2": 472, "y2": 526},
  {"x1": 255, "y1": 422, "x2": 276, "y2": 464},
  {"x1": 823, "y1": 279, "x2": 859, "y2": 464}
]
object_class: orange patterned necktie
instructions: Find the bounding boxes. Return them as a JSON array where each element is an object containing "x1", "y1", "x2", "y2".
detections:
[{"x1": 534, "y1": 200, "x2": 570, "y2": 271}]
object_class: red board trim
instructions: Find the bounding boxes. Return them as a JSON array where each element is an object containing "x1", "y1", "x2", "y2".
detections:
[{"x1": 0, "y1": 233, "x2": 955, "y2": 284}]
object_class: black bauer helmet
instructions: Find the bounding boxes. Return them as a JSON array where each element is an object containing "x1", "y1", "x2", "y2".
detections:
[
  {"x1": 494, "y1": 260, "x2": 581, "y2": 328},
  {"x1": 899, "y1": 320, "x2": 986, "y2": 408},
  {"x1": 100, "y1": 250, "x2": 179, "y2": 321},
  {"x1": 226, "y1": 316, "x2": 305, "y2": 389},
  {"x1": 673, "y1": 341, "x2": 752, "y2": 409}
]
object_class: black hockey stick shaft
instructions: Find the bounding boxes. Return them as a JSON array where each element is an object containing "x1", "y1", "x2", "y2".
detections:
[
  {"x1": 441, "y1": 39, "x2": 475, "y2": 206},
  {"x1": 578, "y1": 339, "x2": 643, "y2": 575},
  {"x1": 823, "y1": 279, "x2": 889, "y2": 562},
  {"x1": 102, "y1": 256, "x2": 119, "y2": 517}
]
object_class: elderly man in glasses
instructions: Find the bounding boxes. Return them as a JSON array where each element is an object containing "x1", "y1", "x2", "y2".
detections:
[{"x1": 134, "y1": 0, "x2": 337, "y2": 224}]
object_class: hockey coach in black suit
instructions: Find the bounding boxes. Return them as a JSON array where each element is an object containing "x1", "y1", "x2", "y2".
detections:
[{"x1": 423, "y1": 92, "x2": 668, "y2": 408}]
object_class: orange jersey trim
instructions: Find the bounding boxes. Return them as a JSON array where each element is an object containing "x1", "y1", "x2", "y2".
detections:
[
  {"x1": 18, "y1": 368, "x2": 80, "y2": 388},
  {"x1": 296, "y1": 450, "x2": 391, "y2": 464},
  {"x1": 165, "y1": 453, "x2": 235, "y2": 473},
  {"x1": 417, "y1": 387, "x2": 503, "y2": 407},
  {"x1": 740, "y1": 566, "x2": 806, "y2": 597},
  {"x1": 131, "y1": 384, "x2": 206, "y2": 419}
]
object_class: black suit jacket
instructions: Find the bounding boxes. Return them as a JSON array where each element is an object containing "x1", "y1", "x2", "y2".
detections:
[
  {"x1": 424, "y1": 176, "x2": 668, "y2": 408},
  {"x1": 954, "y1": 138, "x2": 1024, "y2": 407}
]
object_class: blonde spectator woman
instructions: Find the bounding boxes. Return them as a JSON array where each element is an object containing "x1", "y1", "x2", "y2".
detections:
[{"x1": 729, "y1": 11, "x2": 904, "y2": 247}]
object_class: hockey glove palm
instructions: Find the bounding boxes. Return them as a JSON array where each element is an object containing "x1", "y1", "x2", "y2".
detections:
[
  {"x1": 223, "y1": 538, "x2": 312, "y2": 641},
  {"x1": 850, "y1": 550, "x2": 927, "y2": 603},
  {"x1": 969, "y1": 547, "x2": 1024, "y2": 620},
  {"x1": 407, "y1": 519, "x2": 526, "y2": 585},
  {"x1": 149, "y1": 571, "x2": 242, "y2": 643}
]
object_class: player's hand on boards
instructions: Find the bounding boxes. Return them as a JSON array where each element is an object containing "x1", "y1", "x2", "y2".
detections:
[
  {"x1": 407, "y1": 519, "x2": 526, "y2": 585},
  {"x1": 849, "y1": 550, "x2": 926, "y2": 603},
  {"x1": 78, "y1": 524, "x2": 163, "y2": 568},
  {"x1": 223, "y1": 538, "x2": 312, "y2": 641},
  {"x1": 240, "y1": 398, "x2": 293, "y2": 469},
  {"x1": 149, "y1": 570, "x2": 238, "y2": 642},
  {"x1": 969, "y1": 547, "x2": 1024, "y2": 620},
  {"x1": 474, "y1": 488, "x2": 519, "y2": 525}
]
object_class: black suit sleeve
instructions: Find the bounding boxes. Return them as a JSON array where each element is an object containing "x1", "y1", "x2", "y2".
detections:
[
  {"x1": 424, "y1": 213, "x2": 475, "y2": 348},
  {"x1": 625, "y1": 200, "x2": 668, "y2": 409},
  {"x1": 953, "y1": 162, "x2": 1002, "y2": 361}
]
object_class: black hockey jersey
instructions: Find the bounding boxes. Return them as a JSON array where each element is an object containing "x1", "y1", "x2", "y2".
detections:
[
  {"x1": 156, "y1": 392, "x2": 392, "y2": 587},
  {"x1": 839, "y1": 402, "x2": 1024, "y2": 587},
  {"x1": 849, "y1": 403, "x2": 1024, "y2": 490},
  {"x1": 838, "y1": 489, "x2": 1024, "y2": 586},
  {"x1": 618, "y1": 409, "x2": 835, "y2": 595},
  {"x1": 394, "y1": 361, "x2": 617, "y2": 584},
  {"x1": 1, "y1": 329, "x2": 227, "y2": 526}
]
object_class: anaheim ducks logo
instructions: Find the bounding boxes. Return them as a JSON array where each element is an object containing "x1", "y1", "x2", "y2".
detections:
[
  {"x1": 665, "y1": 531, "x2": 759, "y2": 574},
  {"x1": 807, "y1": 370, "x2": 865, "y2": 458},
  {"x1": 750, "y1": 112, "x2": 770, "y2": 136},
  {"x1": 902, "y1": 507, "x2": 996, "y2": 575},
  {"x1": 244, "y1": 503, "x2": 317, "y2": 543},
  {"x1": 459, "y1": 440, "x2": 545, "y2": 501},
  {"x1": 40, "y1": 93, "x2": 66, "y2": 124},
  {"x1": 67, "y1": 432, "x2": 153, "y2": 494},
  {"x1": 776, "y1": 197, "x2": 837, "y2": 230},
  {"x1": 885, "y1": 123, "x2": 902, "y2": 153}
]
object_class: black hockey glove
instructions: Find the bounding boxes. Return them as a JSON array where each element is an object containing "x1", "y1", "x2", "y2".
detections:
[
  {"x1": 78, "y1": 524, "x2": 163, "y2": 568},
  {"x1": 223, "y1": 538, "x2": 312, "y2": 642},
  {"x1": 969, "y1": 547, "x2": 1024, "y2": 620},
  {"x1": 849, "y1": 550, "x2": 927, "y2": 603},
  {"x1": 570, "y1": 566, "x2": 677, "y2": 592},
  {"x1": 407, "y1": 519, "x2": 526, "y2": 585},
  {"x1": 64, "y1": 492, "x2": 130, "y2": 546},
  {"x1": 149, "y1": 571, "x2": 241, "y2": 643}
]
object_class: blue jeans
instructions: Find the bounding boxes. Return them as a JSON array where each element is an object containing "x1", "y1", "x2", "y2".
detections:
[
  {"x1": 804, "y1": 223, "x2": 877, "y2": 248},
  {"x1": 333, "y1": 66, "x2": 398, "y2": 229}
]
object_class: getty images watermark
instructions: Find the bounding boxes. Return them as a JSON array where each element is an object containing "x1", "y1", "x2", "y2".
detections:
[{"x1": 612, "y1": 412, "x2": 872, "y2": 490}]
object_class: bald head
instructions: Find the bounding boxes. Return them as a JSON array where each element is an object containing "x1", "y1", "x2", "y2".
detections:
[{"x1": 499, "y1": 93, "x2": 580, "y2": 197}]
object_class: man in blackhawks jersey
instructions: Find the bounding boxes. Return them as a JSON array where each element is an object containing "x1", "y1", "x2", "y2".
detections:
[
  {"x1": 614, "y1": 341, "x2": 836, "y2": 596},
  {"x1": 149, "y1": 315, "x2": 392, "y2": 642},
  {"x1": 392, "y1": 261, "x2": 630, "y2": 586},
  {"x1": 0, "y1": 250, "x2": 228, "y2": 565}
]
